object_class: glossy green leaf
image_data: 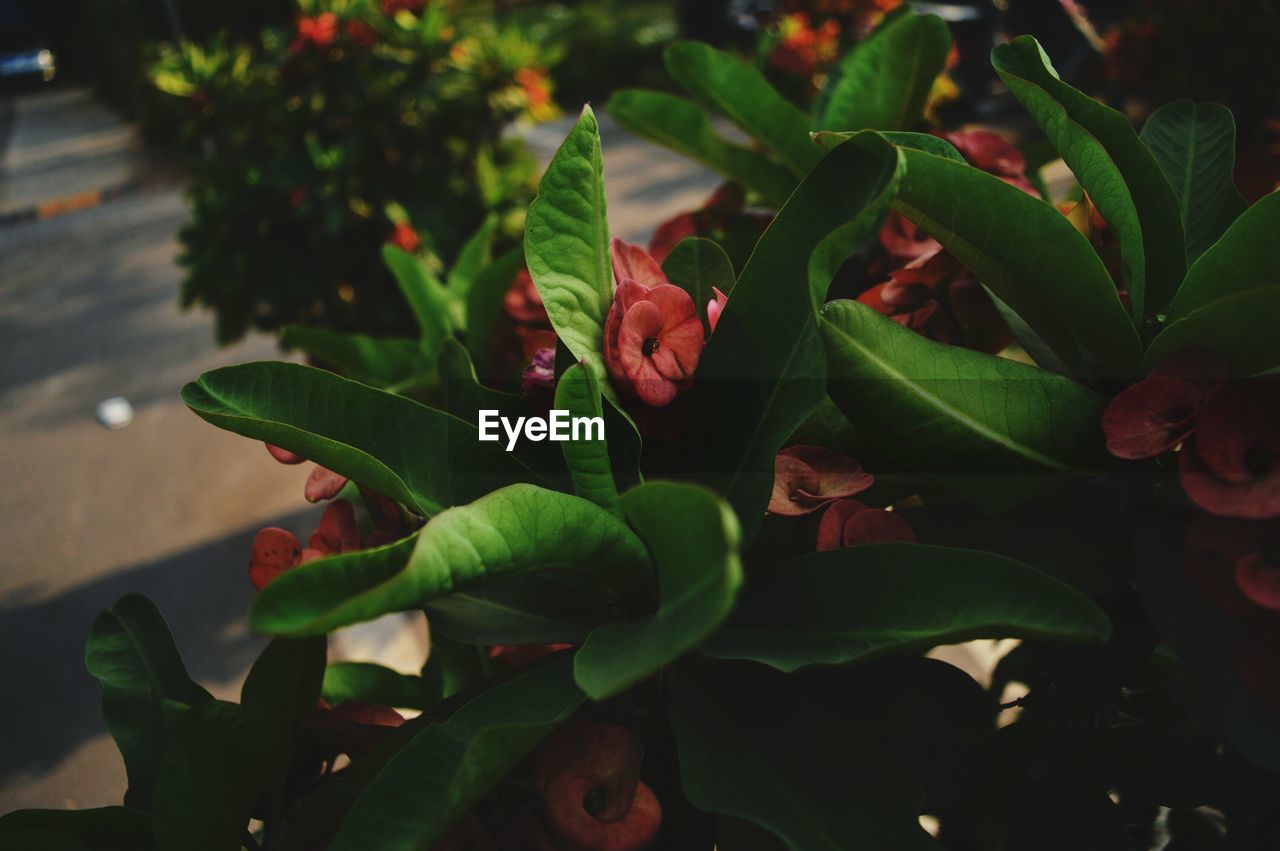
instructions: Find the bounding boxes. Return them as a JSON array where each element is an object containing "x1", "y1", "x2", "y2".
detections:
[
  {"x1": 993, "y1": 35, "x2": 1186, "y2": 318},
  {"x1": 240, "y1": 637, "x2": 327, "y2": 828},
  {"x1": 321, "y1": 662, "x2": 434, "y2": 710},
  {"x1": 150, "y1": 700, "x2": 274, "y2": 851},
  {"x1": 605, "y1": 89, "x2": 798, "y2": 205},
  {"x1": 465, "y1": 249, "x2": 525, "y2": 380},
  {"x1": 662, "y1": 236, "x2": 736, "y2": 311},
  {"x1": 694, "y1": 133, "x2": 903, "y2": 537},
  {"x1": 820, "y1": 300, "x2": 1108, "y2": 507},
  {"x1": 183, "y1": 362, "x2": 541, "y2": 516},
  {"x1": 524, "y1": 106, "x2": 612, "y2": 378},
  {"x1": 669, "y1": 660, "x2": 938, "y2": 851},
  {"x1": 575, "y1": 483, "x2": 742, "y2": 699},
  {"x1": 1140, "y1": 100, "x2": 1247, "y2": 263},
  {"x1": 280, "y1": 326, "x2": 429, "y2": 390},
  {"x1": 892, "y1": 146, "x2": 1141, "y2": 376},
  {"x1": 383, "y1": 244, "x2": 452, "y2": 356},
  {"x1": 814, "y1": 129, "x2": 965, "y2": 162},
  {"x1": 252, "y1": 485, "x2": 650, "y2": 635},
  {"x1": 328, "y1": 656, "x2": 583, "y2": 851},
  {"x1": 816, "y1": 11, "x2": 950, "y2": 133},
  {"x1": 1165, "y1": 191, "x2": 1280, "y2": 322},
  {"x1": 445, "y1": 215, "x2": 497, "y2": 301},
  {"x1": 553, "y1": 362, "x2": 620, "y2": 517},
  {"x1": 664, "y1": 41, "x2": 820, "y2": 177},
  {"x1": 83, "y1": 595, "x2": 212, "y2": 812},
  {"x1": 1146, "y1": 285, "x2": 1280, "y2": 376},
  {"x1": 0, "y1": 807, "x2": 156, "y2": 851},
  {"x1": 703, "y1": 543, "x2": 1110, "y2": 672},
  {"x1": 426, "y1": 574, "x2": 611, "y2": 646}
]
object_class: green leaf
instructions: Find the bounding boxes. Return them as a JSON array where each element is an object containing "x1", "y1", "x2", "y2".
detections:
[
  {"x1": 669, "y1": 660, "x2": 939, "y2": 851},
  {"x1": 1140, "y1": 100, "x2": 1247, "y2": 263},
  {"x1": 150, "y1": 700, "x2": 275, "y2": 851},
  {"x1": 426, "y1": 574, "x2": 611, "y2": 646},
  {"x1": 605, "y1": 89, "x2": 798, "y2": 204},
  {"x1": 321, "y1": 662, "x2": 434, "y2": 710},
  {"x1": 183, "y1": 361, "x2": 541, "y2": 517},
  {"x1": 552, "y1": 362, "x2": 620, "y2": 517},
  {"x1": 892, "y1": 146, "x2": 1141, "y2": 376},
  {"x1": 702, "y1": 543, "x2": 1110, "y2": 672},
  {"x1": 664, "y1": 41, "x2": 820, "y2": 178},
  {"x1": 1146, "y1": 285, "x2": 1280, "y2": 376},
  {"x1": 240, "y1": 637, "x2": 327, "y2": 829},
  {"x1": 992, "y1": 35, "x2": 1186, "y2": 319},
  {"x1": 445, "y1": 216, "x2": 497, "y2": 301},
  {"x1": 816, "y1": 11, "x2": 950, "y2": 133},
  {"x1": 465, "y1": 249, "x2": 525, "y2": 380},
  {"x1": 383, "y1": 244, "x2": 452, "y2": 356},
  {"x1": 524, "y1": 106, "x2": 612, "y2": 378},
  {"x1": 574, "y1": 482, "x2": 742, "y2": 699},
  {"x1": 327, "y1": 656, "x2": 583, "y2": 851},
  {"x1": 251, "y1": 485, "x2": 650, "y2": 635},
  {"x1": 1165, "y1": 191, "x2": 1280, "y2": 322},
  {"x1": 820, "y1": 300, "x2": 1108, "y2": 507},
  {"x1": 694, "y1": 133, "x2": 903, "y2": 537},
  {"x1": 661, "y1": 236, "x2": 736, "y2": 311},
  {"x1": 0, "y1": 808, "x2": 156, "y2": 851},
  {"x1": 281, "y1": 326, "x2": 429, "y2": 390},
  {"x1": 84, "y1": 595, "x2": 212, "y2": 812},
  {"x1": 814, "y1": 129, "x2": 965, "y2": 162}
]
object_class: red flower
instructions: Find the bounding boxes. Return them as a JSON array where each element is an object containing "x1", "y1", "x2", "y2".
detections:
[
  {"x1": 816, "y1": 500, "x2": 916, "y2": 551},
  {"x1": 266, "y1": 442, "x2": 305, "y2": 465},
  {"x1": 857, "y1": 276, "x2": 938, "y2": 334},
  {"x1": 264, "y1": 442, "x2": 350, "y2": 503},
  {"x1": 387, "y1": 221, "x2": 420, "y2": 253},
  {"x1": 879, "y1": 210, "x2": 941, "y2": 263},
  {"x1": 603, "y1": 240, "x2": 705, "y2": 407},
  {"x1": 249, "y1": 499, "x2": 361, "y2": 590},
  {"x1": 1179, "y1": 379, "x2": 1280, "y2": 519},
  {"x1": 935, "y1": 130, "x2": 1039, "y2": 196},
  {"x1": 380, "y1": 0, "x2": 425, "y2": 13},
  {"x1": 343, "y1": 19, "x2": 377, "y2": 48},
  {"x1": 768, "y1": 445, "x2": 873, "y2": 516},
  {"x1": 534, "y1": 721, "x2": 662, "y2": 851},
  {"x1": 1101, "y1": 349, "x2": 1225, "y2": 460},
  {"x1": 291, "y1": 13, "x2": 338, "y2": 53},
  {"x1": 504, "y1": 268, "x2": 549, "y2": 324}
]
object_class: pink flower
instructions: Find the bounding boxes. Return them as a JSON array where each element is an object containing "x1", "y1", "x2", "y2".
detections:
[
  {"x1": 707, "y1": 287, "x2": 728, "y2": 332},
  {"x1": 305, "y1": 465, "x2": 349, "y2": 503},
  {"x1": 521, "y1": 346, "x2": 557, "y2": 403},
  {"x1": 879, "y1": 210, "x2": 941, "y2": 263},
  {"x1": 387, "y1": 221, "x2": 420, "y2": 253},
  {"x1": 1101, "y1": 349, "x2": 1225, "y2": 460},
  {"x1": 266, "y1": 443, "x2": 305, "y2": 465},
  {"x1": 768, "y1": 445, "x2": 873, "y2": 516},
  {"x1": 603, "y1": 240, "x2": 705, "y2": 407},
  {"x1": 1179, "y1": 379, "x2": 1280, "y2": 519},
  {"x1": 816, "y1": 500, "x2": 916, "y2": 551},
  {"x1": 935, "y1": 130, "x2": 1039, "y2": 196}
]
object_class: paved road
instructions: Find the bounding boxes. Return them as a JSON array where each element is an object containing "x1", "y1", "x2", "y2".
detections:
[{"x1": 0, "y1": 87, "x2": 718, "y2": 812}]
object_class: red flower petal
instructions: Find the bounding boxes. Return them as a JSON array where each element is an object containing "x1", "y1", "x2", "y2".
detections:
[
  {"x1": 249, "y1": 527, "x2": 303, "y2": 591},
  {"x1": 308, "y1": 499, "x2": 361, "y2": 555},
  {"x1": 610, "y1": 238, "x2": 669, "y2": 290},
  {"x1": 265, "y1": 443, "x2": 306, "y2": 465},
  {"x1": 768, "y1": 445, "x2": 873, "y2": 516},
  {"x1": 305, "y1": 466, "x2": 349, "y2": 503},
  {"x1": 817, "y1": 500, "x2": 915, "y2": 550},
  {"x1": 1236, "y1": 554, "x2": 1280, "y2": 612},
  {"x1": 1102, "y1": 348, "x2": 1225, "y2": 460},
  {"x1": 879, "y1": 210, "x2": 940, "y2": 263},
  {"x1": 1179, "y1": 379, "x2": 1280, "y2": 518},
  {"x1": 707, "y1": 287, "x2": 728, "y2": 332}
]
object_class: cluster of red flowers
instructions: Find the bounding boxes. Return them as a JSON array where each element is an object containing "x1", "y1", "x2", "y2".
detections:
[
  {"x1": 768, "y1": 445, "x2": 915, "y2": 549},
  {"x1": 248, "y1": 443, "x2": 407, "y2": 590},
  {"x1": 1102, "y1": 351, "x2": 1280, "y2": 707},
  {"x1": 769, "y1": 12, "x2": 842, "y2": 79}
]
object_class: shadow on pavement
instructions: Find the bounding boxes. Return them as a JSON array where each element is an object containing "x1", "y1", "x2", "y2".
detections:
[{"x1": 0, "y1": 507, "x2": 312, "y2": 791}]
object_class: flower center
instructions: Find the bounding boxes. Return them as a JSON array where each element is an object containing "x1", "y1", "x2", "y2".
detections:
[{"x1": 642, "y1": 337, "x2": 660, "y2": 357}]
